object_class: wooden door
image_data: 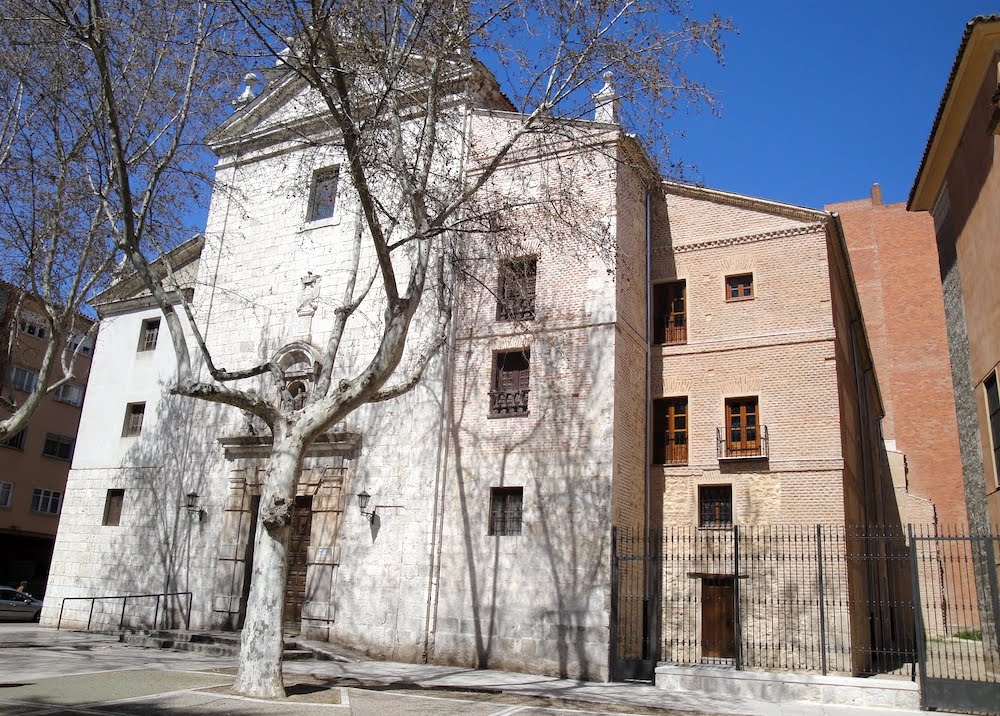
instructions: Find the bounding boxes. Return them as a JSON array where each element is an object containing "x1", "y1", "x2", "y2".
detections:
[
  {"x1": 283, "y1": 495, "x2": 313, "y2": 628},
  {"x1": 701, "y1": 578, "x2": 736, "y2": 659}
]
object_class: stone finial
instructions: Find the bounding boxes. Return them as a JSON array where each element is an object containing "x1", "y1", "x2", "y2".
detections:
[
  {"x1": 592, "y1": 70, "x2": 620, "y2": 124},
  {"x1": 232, "y1": 72, "x2": 262, "y2": 109}
]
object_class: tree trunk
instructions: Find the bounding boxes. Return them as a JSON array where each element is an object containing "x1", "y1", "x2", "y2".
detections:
[{"x1": 233, "y1": 433, "x2": 305, "y2": 698}]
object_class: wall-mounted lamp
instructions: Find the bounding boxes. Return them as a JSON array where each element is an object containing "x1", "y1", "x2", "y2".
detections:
[
  {"x1": 357, "y1": 490, "x2": 376, "y2": 523},
  {"x1": 186, "y1": 491, "x2": 205, "y2": 522}
]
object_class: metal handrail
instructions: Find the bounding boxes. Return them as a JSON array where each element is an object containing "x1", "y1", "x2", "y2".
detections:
[
  {"x1": 716, "y1": 424, "x2": 769, "y2": 459},
  {"x1": 57, "y1": 591, "x2": 192, "y2": 632}
]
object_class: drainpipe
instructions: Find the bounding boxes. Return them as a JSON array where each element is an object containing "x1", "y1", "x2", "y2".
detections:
[{"x1": 644, "y1": 189, "x2": 652, "y2": 535}]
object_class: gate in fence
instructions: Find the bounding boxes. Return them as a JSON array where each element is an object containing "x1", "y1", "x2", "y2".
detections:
[{"x1": 609, "y1": 524, "x2": 1000, "y2": 715}]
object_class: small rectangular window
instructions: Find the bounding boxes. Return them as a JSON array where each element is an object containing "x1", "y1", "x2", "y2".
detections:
[
  {"x1": 54, "y1": 382, "x2": 85, "y2": 407},
  {"x1": 31, "y1": 488, "x2": 61, "y2": 515},
  {"x1": 0, "y1": 481, "x2": 12, "y2": 508},
  {"x1": 42, "y1": 433, "x2": 75, "y2": 461},
  {"x1": 699, "y1": 485, "x2": 733, "y2": 527},
  {"x1": 68, "y1": 333, "x2": 94, "y2": 356},
  {"x1": 496, "y1": 257, "x2": 537, "y2": 321},
  {"x1": 103, "y1": 489, "x2": 125, "y2": 526},
  {"x1": 122, "y1": 402, "x2": 146, "y2": 437},
  {"x1": 652, "y1": 281, "x2": 686, "y2": 345},
  {"x1": 308, "y1": 167, "x2": 339, "y2": 221},
  {"x1": 489, "y1": 486, "x2": 523, "y2": 536},
  {"x1": 138, "y1": 318, "x2": 160, "y2": 352},
  {"x1": 725, "y1": 273, "x2": 754, "y2": 301},
  {"x1": 3, "y1": 429, "x2": 26, "y2": 451},
  {"x1": 985, "y1": 372, "x2": 1000, "y2": 487},
  {"x1": 653, "y1": 397, "x2": 688, "y2": 466},
  {"x1": 490, "y1": 349, "x2": 530, "y2": 417},
  {"x1": 11, "y1": 366, "x2": 38, "y2": 393}
]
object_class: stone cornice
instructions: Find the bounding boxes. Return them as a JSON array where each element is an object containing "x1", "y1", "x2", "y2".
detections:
[
  {"x1": 218, "y1": 431, "x2": 361, "y2": 460},
  {"x1": 95, "y1": 287, "x2": 195, "y2": 319},
  {"x1": 653, "y1": 223, "x2": 825, "y2": 255},
  {"x1": 662, "y1": 182, "x2": 828, "y2": 223}
]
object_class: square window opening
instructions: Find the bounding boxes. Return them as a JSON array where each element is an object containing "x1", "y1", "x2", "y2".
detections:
[
  {"x1": 31, "y1": 488, "x2": 61, "y2": 515},
  {"x1": 42, "y1": 433, "x2": 74, "y2": 461},
  {"x1": 103, "y1": 489, "x2": 125, "y2": 526},
  {"x1": 699, "y1": 485, "x2": 733, "y2": 527},
  {"x1": 489, "y1": 486, "x2": 523, "y2": 536},
  {"x1": 725, "y1": 273, "x2": 754, "y2": 302}
]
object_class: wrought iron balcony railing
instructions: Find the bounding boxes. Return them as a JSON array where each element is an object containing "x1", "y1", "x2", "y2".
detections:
[
  {"x1": 716, "y1": 425, "x2": 768, "y2": 459},
  {"x1": 489, "y1": 389, "x2": 530, "y2": 417}
]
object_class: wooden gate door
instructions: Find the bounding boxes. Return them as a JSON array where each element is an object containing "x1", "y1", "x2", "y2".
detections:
[
  {"x1": 283, "y1": 495, "x2": 313, "y2": 629},
  {"x1": 701, "y1": 578, "x2": 736, "y2": 659}
]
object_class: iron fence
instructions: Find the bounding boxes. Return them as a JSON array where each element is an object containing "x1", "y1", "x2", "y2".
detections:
[{"x1": 612, "y1": 523, "x2": 1000, "y2": 691}]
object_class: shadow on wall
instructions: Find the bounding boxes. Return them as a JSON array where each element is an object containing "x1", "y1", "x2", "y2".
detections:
[{"x1": 439, "y1": 264, "x2": 613, "y2": 680}]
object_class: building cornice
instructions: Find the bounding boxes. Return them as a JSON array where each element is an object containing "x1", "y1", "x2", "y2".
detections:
[
  {"x1": 94, "y1": 288, "x2": 194, "y2": 319},
  {"x1": 653, "y1": 223, "x2": 824, "y2": 255},
  {"x1": 909, "y1": 16, "x2": 1000, "y2": 210},
  {"x1": 662, "y1": 181, "x2": 828, "y2": 224}
]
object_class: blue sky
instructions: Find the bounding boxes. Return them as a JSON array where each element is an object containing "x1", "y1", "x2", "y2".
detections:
[{"x1": 672, "y1": 1, "x2": 997, "y2": 209}]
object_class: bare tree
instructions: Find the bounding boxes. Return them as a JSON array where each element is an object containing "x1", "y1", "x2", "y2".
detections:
[
  {"x1": 0, "y1": 0, "x2": 244, "y2": 439},
  {"x1": 11, "y1": 0, "x2": 731, "y2": 697}
]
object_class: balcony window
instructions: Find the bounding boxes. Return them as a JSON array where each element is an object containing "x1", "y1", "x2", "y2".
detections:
[
  {"x1": 718, "y1": 397, "x2": 768, "y2": 459},
  {"x1": 653, "y1": 281, "x2": 686, "y2": 345},
  {"x1": 496, "y1": 257, "x2": 537, "y2": 321},
  {"x1": 653, "y1": 397, "x2": 688, "y2": 466},
  {"x1": 489, "y1": 349, "x2": 530, "y2": 417}
]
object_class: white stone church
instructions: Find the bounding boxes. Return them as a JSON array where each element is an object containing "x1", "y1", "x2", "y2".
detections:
[{"x1": 42, "y1": 57, "x2": 905, "y2": 683}]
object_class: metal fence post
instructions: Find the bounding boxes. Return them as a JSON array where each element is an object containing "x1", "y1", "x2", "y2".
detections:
[
  {"x1": 87, "y1": 599, "x2": 95, "y2": 631},
  {"x1": 907, "y1": 524, "x2": 927, "y2": 709},
  {"x1": 816, "y1": 524, "x2": 828, "y2": 676},
  {"x1": 609, "y1": 526, "x2": 619, "y2": 681},
  {"x1": 733, "y1": 524, "x2": 743, "y2": 671},
  {"x1": 119, "y1": 597, "x2": 127, "y2": 630}
]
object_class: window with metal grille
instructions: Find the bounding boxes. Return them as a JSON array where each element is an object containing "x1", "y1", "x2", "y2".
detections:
[
  {"x1": 725, "y1": 397, "x2": 761, "y2": 457},
  {"x1": 488, "y1": 486, "x2": 523, "y2": 536},
  {"x1": 138, "y1": 318, "x2": 160, "y2": 352},
  {"x1": 699, "y1": 485, "x2": 733, "y2": 527},
  {"x1": 652, "y1": 281, "x2": 686, "y2": 345},
  {"x1": 0, "y1": 481, "x2": 12, "y2": 508},
  {"x1": 986, "y1": 372, "x2": 1000, "y2": 487},
  {"x1": 3, "y1": 429, "x2": 26, "y2": 451},
  {"x1": 42, "y1": 433, "x2": 74, "y2": 461},
  {"x1": 496, "y1": 257, "x2": 537, "y2": 321},
  {"x1": 308, "y1": 167, "x2": 339, "y2": 221},
  {"x1": 490, "y1": 349, "x2": 530, "y2": 417},
  {"x1": 31, "y1": 488, "x2": 61, "y2": 515},
  {"x1": 12, "y1": 366, "x2": 38, "y2": 393},
  {"x1": 653, "y1": 397, "x2": 688, "y2": 465},
  {"x1": 122, "y1": 402, "x2": 145, "y2": 437},
  {"x1": 54, "y1": 382, "x2": 85, "y2": 407},
  {"x1": 103, "y1": 489, "x2": 125, "y2": 526},
  {"x1": 725, "y1": 273, "x2": 754, "y2": 301}
]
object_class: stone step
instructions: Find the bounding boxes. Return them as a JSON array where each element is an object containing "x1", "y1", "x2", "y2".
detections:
[{"x1": 119, "y1": 630, "x2": 312, "y2": 661}]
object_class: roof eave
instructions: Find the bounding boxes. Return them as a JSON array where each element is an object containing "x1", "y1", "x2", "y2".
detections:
[{"x1": 909, "y1": 16, "x2": 1000, "y2": 210}]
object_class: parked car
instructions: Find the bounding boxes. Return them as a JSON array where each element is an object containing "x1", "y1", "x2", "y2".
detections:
[{"x1": 0, "y1": 586, "x2": 42, "y2": 621}]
